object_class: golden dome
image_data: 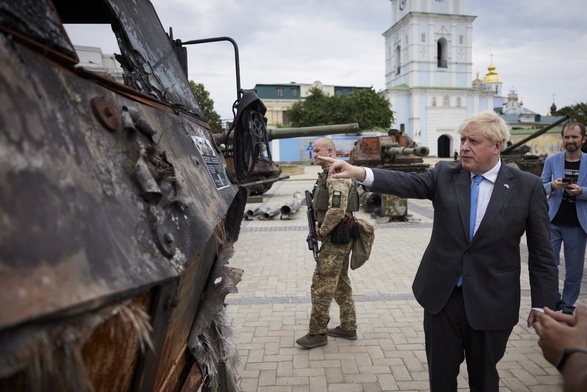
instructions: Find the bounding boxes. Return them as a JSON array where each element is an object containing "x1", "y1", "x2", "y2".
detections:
[{"x1": 483, "y1": 63, "x2": 501, "y2": 84}]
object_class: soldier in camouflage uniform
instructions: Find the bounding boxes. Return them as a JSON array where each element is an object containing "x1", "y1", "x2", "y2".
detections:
[{"x1": 296, "y1": 138, "x2": 360, "y2": 349}]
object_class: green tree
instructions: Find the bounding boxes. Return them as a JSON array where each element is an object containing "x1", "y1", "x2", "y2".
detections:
[
  {"x1": 556, "y1": 102, "x2": 587, "y2": 126},
  {"x1": 189, "y1": 81, "x2": 223, "y2": 131},
  {"x1": 346, "y1": 88, "x2": 393, "y2": 130},
  {"x1": 288, "y1": 87, "x2": 393, "y2": 130}
]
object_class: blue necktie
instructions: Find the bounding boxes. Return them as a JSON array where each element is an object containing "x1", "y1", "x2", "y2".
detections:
[
  {"x1": 457, "y1": 175, "x2": 483, "y2": 287},
  {"x1": 469, "y1": 175, "x2": 483, "y2": 241}
]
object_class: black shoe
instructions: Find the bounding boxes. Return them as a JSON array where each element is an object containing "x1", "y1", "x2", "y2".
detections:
[
  {"x1": 296, "y1": 333, "x2": 327, "y2": 348},
  {"x1": 327, "y1": 326, "x2": 357, "y2": 340}
]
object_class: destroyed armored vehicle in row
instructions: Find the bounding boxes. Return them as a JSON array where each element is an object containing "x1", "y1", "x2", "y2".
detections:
[{"x1": 0, "y1": 0, "x2": 273, "y2": 390}]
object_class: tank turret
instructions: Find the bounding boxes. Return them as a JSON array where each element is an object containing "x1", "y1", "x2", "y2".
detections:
[
  {"x1": 501, "y1": 115, "x2": 569, "y2": 176},
  {"x1": 214, "y1": 123, "x2": 360, "y2": 194},
  {"x1": 349, "y1": 130, "x2": 430, "y2": 173},
  {"x1": 349, "y1": 130, "x2": 430, "y2": 221}
]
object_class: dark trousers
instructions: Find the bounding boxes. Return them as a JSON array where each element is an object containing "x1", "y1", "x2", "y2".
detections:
[{"x1": 423, "y1": 287, "x2": 513, "y2": 392}]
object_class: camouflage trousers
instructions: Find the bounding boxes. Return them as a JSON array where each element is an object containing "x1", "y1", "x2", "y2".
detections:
[{"x1": 309, "y1": 237, "x2": 356, "y2": 334}]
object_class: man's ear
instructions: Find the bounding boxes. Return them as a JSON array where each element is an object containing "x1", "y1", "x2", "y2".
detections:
[{"x1": 495, "y1": 140, "x2": 502, "y2": 152}]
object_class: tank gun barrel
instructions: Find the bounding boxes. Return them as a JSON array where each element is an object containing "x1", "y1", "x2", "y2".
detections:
[
  {"x1": 266, "y1": 123, "x2": 360, "y2": 140},
  {"x1": 382, "y1": 145, "x2": 430, "y2": 157},
  {"x1": 240, "y1": 175, "x2": 290, "y2": 189},
  {"x1": 502, "y1": 115, "x2": 569, "y2": 155},
  {"x1": 213, "y1": 123, "x2": 360, "y2": 146}
]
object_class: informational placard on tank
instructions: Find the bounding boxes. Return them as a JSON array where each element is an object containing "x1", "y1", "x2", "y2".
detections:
[{"x1": 191, "y1": 136, "x2": 230, "y2": 189}]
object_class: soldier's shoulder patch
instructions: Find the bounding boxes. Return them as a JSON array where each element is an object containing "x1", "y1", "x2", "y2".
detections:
[{"x1": 332, "y1": 190, "x2": 342, "y2": 208}]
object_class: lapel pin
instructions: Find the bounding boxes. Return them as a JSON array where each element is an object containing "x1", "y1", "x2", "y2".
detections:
[{"x1": 504, "y1": 184, "x2": 510, "y2": 189}]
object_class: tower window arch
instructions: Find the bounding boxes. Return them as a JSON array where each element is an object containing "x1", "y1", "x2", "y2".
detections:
[
  {"x1": 395, "y1": 45, "x2": 401, "y2": 75},
  {"x1": 437, "y1": 37, "x2": 448, "y2": 68}
]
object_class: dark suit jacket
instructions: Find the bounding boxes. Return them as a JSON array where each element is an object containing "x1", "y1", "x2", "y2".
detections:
[{"x1": 371, "y1": 161, "x2": 557, "y2": 330}]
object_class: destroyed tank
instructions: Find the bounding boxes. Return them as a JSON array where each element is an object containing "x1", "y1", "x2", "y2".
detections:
[
  {"x1": 501, "y1": 115, "x2": 569, "y2": 176},
  {"x1": 349, "y1": 129, "x2": 430, "y2": 219},
  {"x1": 349, "y1": 129, "x2": 430, "y2": 171},
  {"x1": 213, "y1": 123, "x2": 360, "y2": 194},
  {"x1": 0, "y1": 0, "x2": 266, "y2": 390}
]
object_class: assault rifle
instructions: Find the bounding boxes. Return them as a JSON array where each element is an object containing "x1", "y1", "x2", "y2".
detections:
[{"x1": 305, "y1": 190, "x2": 322, "y2": 279}]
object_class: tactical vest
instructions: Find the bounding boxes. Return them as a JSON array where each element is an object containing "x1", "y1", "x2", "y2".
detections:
[{"x1": 312, "y1": 169, "x2": 359, "y2": 213}]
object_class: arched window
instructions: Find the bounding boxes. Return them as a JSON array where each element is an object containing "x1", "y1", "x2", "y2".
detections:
[
  {"x1": 395, "y1": 45, "x2": 401, "y2": 75},
  {"x1": 437, "y1": 38, "x2": 448, "y2": 68}
]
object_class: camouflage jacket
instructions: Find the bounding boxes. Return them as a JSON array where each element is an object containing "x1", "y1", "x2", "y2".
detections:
[{"x1": 315, "y1": 172, "x2": 355, "y2": 238}]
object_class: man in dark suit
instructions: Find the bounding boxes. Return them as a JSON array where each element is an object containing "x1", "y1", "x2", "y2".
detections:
[{"x1": 317, "y1": 110, "x2": 558, "y2": 391}]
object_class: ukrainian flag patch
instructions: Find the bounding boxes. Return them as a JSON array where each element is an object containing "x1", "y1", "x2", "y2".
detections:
[{"x1": 332, "y1": 190, "x2": 341, "y2": 207}]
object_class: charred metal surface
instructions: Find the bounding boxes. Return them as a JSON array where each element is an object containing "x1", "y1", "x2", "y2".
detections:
[
  {"x1": 187, "y1": 244, "x2": 244, "y2": 391},
  {"x1": 180, "y1": 361, "x2": 204, "y2": 392},
  {"x1": 0, "y1": 0, "x2": 77, "y2": 61},
  {"x1": 91, "y1": 96, "x2": 119, "y2": 131},
  {"x1": 0, "y1": 295, "x2": 152, "y2": 391},
  {"x1": 134, "y1": 236, "x2": 233, "y2": 391},
  {"x1": 81, "y1": 293, "x2": 151, "y2": 392},
  {"x1": 225, "y1": 186, "x2": 248, "y2": 244},
  {"x1": 0, "y1": 0, "x2": 249, "y2": 390},
  {"x1": 189, "y1": 247, "x2": 244, "y2": 341},
  {"x1": 0, "y1": 41, "x2": 236, "y2": 328},
  {"x1": 106, "y1": 0, "x2": 205, "y2": 118}
]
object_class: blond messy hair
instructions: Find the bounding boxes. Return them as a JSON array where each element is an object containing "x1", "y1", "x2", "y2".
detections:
[{"x1": 457, "y1": 110, "x2": 510, "y2": 151}]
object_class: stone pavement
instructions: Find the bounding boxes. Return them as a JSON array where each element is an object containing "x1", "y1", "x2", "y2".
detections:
[{"x1": 226, "y1": 161, "x2": 584, "y2": 391}]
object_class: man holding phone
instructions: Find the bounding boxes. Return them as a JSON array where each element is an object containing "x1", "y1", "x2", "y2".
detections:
[{"x1": 541, "y1": 122, "x2": 587, "y2": 315}]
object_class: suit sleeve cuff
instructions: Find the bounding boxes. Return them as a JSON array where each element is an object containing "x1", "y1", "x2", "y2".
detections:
[{"x1": 360, "y1": 167, "x2": 374, "y2": 187}]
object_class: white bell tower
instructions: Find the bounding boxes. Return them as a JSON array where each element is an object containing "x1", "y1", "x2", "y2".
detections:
[
  {"x1": 383, "y1": 0, "x2": 494, "y2": 157},
  {"x1": 385, "y1": 0, "x2": 474, "y2": 89}
]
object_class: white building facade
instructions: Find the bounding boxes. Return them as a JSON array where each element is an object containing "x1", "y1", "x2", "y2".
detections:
[{"x1": 383, "y1": 0, "x2": 494, "y2": 157}]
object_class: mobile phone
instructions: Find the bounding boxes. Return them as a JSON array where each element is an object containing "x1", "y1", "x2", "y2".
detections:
[{"x1": 561, "y1": 178, "x2": 572, "y2": 184}]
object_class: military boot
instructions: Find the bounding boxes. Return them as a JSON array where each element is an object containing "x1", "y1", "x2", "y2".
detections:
[
  {"x1": 296, "y1": 333, "x2": 327, "y2": 348},
  {"x1": 327, "y1": 326, "x2": 357, "y2": 340}
]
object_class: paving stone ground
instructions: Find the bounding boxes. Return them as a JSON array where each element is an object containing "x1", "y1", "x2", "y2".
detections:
[{"x1": 226, "y1": 160, "x2": 584, "y2": 391}]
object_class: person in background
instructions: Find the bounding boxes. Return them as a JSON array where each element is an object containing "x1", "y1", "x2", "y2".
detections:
[
  {"x1": 317, "y1": 111, "x2": 557, "y2": 391},
  {"x1": 533, "y1": 305, "x2": 587, "y2": 392},
  {"x1": 541, "y1": 122, "x2": 587, "y2": 315},
  {"x1": 295, "y1": 138, "x2": 360, "y2": 349}
]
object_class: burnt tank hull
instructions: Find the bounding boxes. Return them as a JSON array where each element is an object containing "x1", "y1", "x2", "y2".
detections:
[{"x1": 0, "y1": 0, "x2": 247, "y2": 390}]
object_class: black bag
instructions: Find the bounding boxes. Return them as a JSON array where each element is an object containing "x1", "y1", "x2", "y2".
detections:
[{"x1": 330, "y1": 217, "x2": 357, "y2": 244}]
